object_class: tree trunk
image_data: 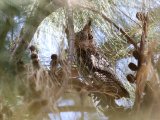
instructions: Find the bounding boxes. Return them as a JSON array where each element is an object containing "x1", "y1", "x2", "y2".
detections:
[{"x1": 66, "y1": 0, "x2": 75, "y2": 67}]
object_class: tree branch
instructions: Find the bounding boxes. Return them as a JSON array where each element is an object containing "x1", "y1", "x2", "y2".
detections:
[
  {"x1": 79, "y1": 6, "x2": 138, "y2": 49},
  {"x1": 10, "y1": 0, "x2": 66, "y2": 63}
]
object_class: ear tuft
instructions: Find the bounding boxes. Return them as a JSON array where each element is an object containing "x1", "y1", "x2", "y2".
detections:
[
  {"x1": 88, "y1": 19, "x2": 92, "y2": 26},
  {"x1": 83, "y1": 19, "x2": 92, "y2": 31}
]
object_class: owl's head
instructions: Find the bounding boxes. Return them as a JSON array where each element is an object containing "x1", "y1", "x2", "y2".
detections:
[{"x1": 75, "y1": 19, "x2": 96, "y2": 52}]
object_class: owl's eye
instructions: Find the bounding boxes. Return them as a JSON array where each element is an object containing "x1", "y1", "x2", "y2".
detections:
[{"x1": 88, "y1": 34, "x2": 93, "y2": 40}]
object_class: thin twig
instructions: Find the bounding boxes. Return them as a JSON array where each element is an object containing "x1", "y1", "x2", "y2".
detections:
[
  {"x1": 79, "y1": 5, "x2": 138, "y2": 49},
  {"x1": 114, "y1": 6, "x2": 142, "y2": 28}
]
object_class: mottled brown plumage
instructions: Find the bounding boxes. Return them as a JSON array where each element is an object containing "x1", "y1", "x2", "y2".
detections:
[{"x1": 75, "y1": 20, "x2": 129, "y2": 102}]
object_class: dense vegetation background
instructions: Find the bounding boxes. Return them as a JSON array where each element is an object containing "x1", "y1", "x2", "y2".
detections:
[{"x1": 0, "y1": 0, "x2": 160, "y2": 120}]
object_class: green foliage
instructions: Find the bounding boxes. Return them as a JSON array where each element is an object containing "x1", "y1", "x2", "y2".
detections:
[{"x1": 0, "y1": 0, "x2": 160, "y2": 119}]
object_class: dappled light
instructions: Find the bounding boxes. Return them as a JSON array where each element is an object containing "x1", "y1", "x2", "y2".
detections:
[{"x1": 0, "y1": 0, "x2": 160, "y2": 120}]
